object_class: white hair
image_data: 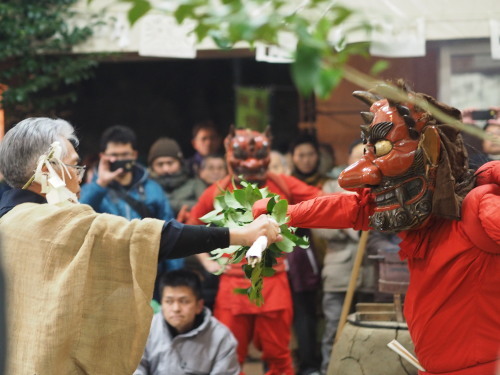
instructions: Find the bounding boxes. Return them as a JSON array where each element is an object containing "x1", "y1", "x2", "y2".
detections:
[{"x1": 0, "y1": 118, "x2": 79, "y2": 188}]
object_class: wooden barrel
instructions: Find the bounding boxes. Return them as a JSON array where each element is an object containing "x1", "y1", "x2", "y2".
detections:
[{"x1": 327, "y1": 313, "x2": 418, "y2": 375}]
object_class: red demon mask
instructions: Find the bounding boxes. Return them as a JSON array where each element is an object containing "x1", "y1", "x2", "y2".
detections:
[
  {"x1": 339, "y1": 82, "x2": 474, "y2": 232},
  {"x1": 224, "y1": 126, "x2": 271, "y2": 185}
]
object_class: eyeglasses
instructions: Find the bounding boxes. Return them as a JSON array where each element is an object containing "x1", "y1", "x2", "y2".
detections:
[
  {"x1": 23, "y1": 161, "x2": 87, "y2": 190},
  {"x1": 50, "y1": 161, "x2": 86, "y2": 181},
  {"x1": 62, "y1": 163, "x2": 86, "y2": 181}
]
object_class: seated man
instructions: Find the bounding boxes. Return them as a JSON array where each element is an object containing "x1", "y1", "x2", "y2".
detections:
[{"x1": 135, "y1": 269, "x2": 239, "y2": 375}]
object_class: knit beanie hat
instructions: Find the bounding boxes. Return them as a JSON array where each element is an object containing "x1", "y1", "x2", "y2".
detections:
[{"x1": 148, "y1": 137, "x2": 184, "y2": 165}]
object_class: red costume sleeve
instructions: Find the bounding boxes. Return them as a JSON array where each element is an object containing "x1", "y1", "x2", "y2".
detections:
[
  {"x1": 461, "y1": 161, "x2": 500, "y2": 254},
  {"x1": 287, "y1": 189, "x2": 374, "y2": 230},
  {"x1": 478, "y1": 188, "x2": 500, "y2": 250},
  {"x1": 461, "y1": 184, "x2": 500, "y2": 254},
  {"x1": 475, "y1": 160, "x2": 500, "y2": 186},
  {"x1": 254, "y1": 189, "x2": 374, "y2": 231}
]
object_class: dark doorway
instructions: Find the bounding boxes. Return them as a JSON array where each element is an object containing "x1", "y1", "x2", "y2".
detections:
[{"x1": 66, "y1": 56, "x2": 298, "y2": 161}]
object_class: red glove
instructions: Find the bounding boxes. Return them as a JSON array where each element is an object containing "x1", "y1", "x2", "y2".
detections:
[{"x1": 252, "y1": 197, "x2": 272, "y2": 218}]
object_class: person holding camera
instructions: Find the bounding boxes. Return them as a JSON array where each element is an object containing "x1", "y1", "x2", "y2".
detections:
[
  {"x1": 481, "y1": 110, "x2": 500, "y2": 160},
  {"x1": 80, "y1": 125, "x2": 174, "y2": 223},
  {"x1": 462, "y1": 107, "x2": 500, "y2": 164}
]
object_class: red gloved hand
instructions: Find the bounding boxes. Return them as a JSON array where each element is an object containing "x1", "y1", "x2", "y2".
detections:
[{"x1": 252, "y1": 198, "x2": 272, "y2": 218}]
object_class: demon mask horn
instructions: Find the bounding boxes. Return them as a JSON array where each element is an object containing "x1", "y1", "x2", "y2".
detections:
[{"x1": 352, "y1": 91, "x2": 382, "y2": 107}]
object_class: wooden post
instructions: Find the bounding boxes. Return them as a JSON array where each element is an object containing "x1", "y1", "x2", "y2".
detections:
[
  {"x1": 394, "y1": 293, "x2": 404, "y2": 323},
  {"x1": 327, "y1": 230, "x2": 370, "y2": 375},
  {"x1": 334, "y1": 230, "x2": 369, "y2": 343}
]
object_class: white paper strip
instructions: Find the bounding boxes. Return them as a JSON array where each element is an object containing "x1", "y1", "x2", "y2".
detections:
[
  {"x1": 246, "y1": 236, "x2": 268, "y2": 267},
  {"x1": 387, "y1": 339, "x2": 425, "y2": 371}
]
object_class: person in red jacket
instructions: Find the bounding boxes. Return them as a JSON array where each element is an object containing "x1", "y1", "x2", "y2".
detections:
[
  {"x1": 254, "y1": 81, "x2": 500, "y2": 375},
  {"x1": 189, "y1": 126, "x2": 321, "y2": 375}
]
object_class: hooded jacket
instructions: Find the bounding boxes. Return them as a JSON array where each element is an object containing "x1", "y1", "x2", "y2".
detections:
[{"x1": 135, "y1": 308, "x2": 239, "y2": 375}]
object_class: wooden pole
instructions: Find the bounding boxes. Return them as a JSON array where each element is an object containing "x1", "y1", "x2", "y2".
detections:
[
  {"x1": 333, "y1": 230, "x2": 369, "y2": 344},
  {"x1": 326, "y1": 230, "x2": 370, "y2": 375}
]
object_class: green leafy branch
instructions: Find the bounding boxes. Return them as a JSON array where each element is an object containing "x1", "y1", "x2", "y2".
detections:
[{"x1": 199, "y1": 179, "x2": 308, "y2": 306}]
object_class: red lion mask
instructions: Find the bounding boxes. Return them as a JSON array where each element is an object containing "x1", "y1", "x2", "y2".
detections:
[
  {"x1": 224, "y1": 126, "x2": 272, "y2": 185},
  {"x1": 339, "y1": 81, "x2": 475, "y2": 232}
]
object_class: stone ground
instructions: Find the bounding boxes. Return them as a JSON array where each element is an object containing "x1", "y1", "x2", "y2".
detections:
[
  {"x1": 329, "y1": 322, "x2": 417, "y2": 375},
  {"x1": 241, "y1": 343, "x2": 270, "y2": 375},
  {"x1": 240, "y1": 324, "x2": 418, "y2": 375}
]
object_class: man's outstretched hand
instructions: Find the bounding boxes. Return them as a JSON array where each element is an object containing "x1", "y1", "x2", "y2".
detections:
[{"x1": 229, "y1": 214, "x2": 282, "y2": 247}]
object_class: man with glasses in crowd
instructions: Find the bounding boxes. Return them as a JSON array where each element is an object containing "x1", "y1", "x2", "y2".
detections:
[{"x1": 81, "y1": 125, "x2": 174, "y2": 223}]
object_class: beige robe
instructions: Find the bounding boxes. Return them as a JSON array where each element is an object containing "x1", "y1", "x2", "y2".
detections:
[{"x1": 0, "y1": 201, "x2": 164, "y2": 374}]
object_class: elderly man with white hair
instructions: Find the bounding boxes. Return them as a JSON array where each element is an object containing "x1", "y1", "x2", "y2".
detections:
[{"x1": 0, "y1": 117, "x2": 281, "y2": 375}]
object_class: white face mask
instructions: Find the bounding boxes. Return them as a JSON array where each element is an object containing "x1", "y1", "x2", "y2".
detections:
[{"x1": 26, "y1": 141, "x2": 79, "y2": 204}]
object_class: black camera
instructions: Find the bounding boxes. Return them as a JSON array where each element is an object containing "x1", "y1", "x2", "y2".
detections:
[
  {"x1": 471, "y1": 109, "x2": 497, "y2": 121},
  {"x1": 109, "y1": 159, "x2": 135, "y2": 172}
]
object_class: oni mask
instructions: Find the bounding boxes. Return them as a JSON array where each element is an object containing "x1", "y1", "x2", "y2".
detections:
[
  {"x1": 224, "y1": 126, "x2": 271, "y2": 185},
  {"x1": 339, "y1": 82, "x2": 474, "y2": 232}
]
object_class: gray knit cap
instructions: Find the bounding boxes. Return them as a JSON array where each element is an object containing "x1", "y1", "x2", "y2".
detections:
[{"x1": 148, "y1": 137, "x2": 183, "y2": 165}]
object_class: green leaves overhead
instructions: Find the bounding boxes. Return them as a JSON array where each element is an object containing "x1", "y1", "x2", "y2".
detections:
[
  {"x1": 127, "y1": 0, "x2": 152, "y2": 26},
  {"x1": 119, "y1": 0, "x2": 376, "y2": 99},
  {"x1": 201, "y1": 180, "x2": 309, "y2": 306}
]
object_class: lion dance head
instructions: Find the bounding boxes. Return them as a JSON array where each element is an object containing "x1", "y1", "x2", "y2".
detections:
[
  {"x1": 339, "y1": 81, "x2": 475, "y2": 232},
  {"x1": 224, "y1": 126, "x2": 272, "y2": 185}
]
